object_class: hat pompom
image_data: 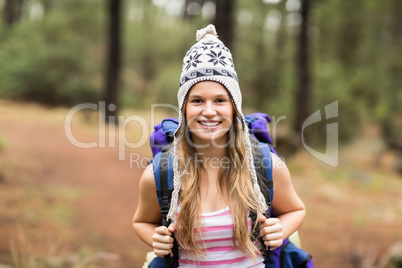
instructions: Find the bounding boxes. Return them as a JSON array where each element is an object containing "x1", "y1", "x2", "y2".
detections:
[{"x1": 196, "y1": 24, "x2": 218, "y2": 42}]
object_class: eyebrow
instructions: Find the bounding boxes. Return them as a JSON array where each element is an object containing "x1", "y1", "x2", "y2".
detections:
[{"x1": 188, "y1": 94, "x2": 229, "y2": 99}]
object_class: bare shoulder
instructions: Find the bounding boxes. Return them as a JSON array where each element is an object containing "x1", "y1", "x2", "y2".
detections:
[
  {"x1": 139, "y1": 164, "x2": 157, "y2": 194},
  {"x1": 134, "y1": 163, "x2": 162, "y2": 225},
  {"x1": 271, "y1": 152, "x2": 291, "y2": 183},
  {"x1": 270, "y1": 152, "x2": 305, "y2": 216}
]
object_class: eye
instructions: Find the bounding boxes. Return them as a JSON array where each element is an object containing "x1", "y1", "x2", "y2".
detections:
[
  {"x1": 191, "y1": 99, "x2": 203, "y2": 103},
  {"x1": 216, "y1": 98, "x2": 227, "y2": 103}
]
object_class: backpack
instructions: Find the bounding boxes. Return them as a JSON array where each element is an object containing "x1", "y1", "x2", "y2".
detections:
[{"x1": 148, "y1": 113, "x2": 313, "y2": 268}]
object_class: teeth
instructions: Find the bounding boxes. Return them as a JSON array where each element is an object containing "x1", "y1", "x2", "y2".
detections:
[{"x1": 200, "y1": 121, "x2": 220, "y2": 127}]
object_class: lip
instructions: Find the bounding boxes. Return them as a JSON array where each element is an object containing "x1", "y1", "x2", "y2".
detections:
[{"x1": 197, "y1": 120, "x2": 222, "y2": 130}]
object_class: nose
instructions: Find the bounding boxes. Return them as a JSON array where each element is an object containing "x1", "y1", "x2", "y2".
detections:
[{"x1": 202, "y1": 102, "x2": 216, "y2": 117}]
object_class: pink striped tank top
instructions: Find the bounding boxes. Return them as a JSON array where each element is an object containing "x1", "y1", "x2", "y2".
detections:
[{"x1": 177, "y1": 207, "x2": 264, "y2": 267}]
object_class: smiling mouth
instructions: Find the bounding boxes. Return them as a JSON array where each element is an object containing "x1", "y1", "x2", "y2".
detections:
[{"x1": 198, "y1": 121, "x2": 221, "y2": 127}]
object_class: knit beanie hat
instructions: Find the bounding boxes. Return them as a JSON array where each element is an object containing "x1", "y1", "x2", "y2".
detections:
[{"x1": 167, "y1": 24, "x2": 268, "y2": 222}]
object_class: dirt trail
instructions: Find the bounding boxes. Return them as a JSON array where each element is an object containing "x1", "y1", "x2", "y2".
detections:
[{"x1": 0, "y1": 101, "x2": 150, "y2": 267}]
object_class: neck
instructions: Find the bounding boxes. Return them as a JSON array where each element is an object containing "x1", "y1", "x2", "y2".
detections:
[
  {"x1": 192, "y1": 140, "x2": 228, "y2": 170},
  {"x1": 194, "y1": 144, "x2": 226, "y2": 159}
]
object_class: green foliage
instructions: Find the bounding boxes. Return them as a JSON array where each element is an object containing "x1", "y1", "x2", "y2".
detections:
[
  {"x1": 0, "y1": 0, "x2": 104, "y2": 106},
  {"x1": 122, "y1": 3, "x2": 197, "y2": 109},
  {"x1": 313, "y1": 0, "x2": 402, "y2": 142}
]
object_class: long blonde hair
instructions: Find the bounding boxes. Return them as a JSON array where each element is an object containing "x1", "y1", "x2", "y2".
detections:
[{"x1": 174, "y1": 112, "x2": 261, "y2": 260}]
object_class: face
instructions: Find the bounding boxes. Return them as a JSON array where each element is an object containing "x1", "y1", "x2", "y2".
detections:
[{"x1": 185, "y1": 81, "x2": 234, "y2": 146}]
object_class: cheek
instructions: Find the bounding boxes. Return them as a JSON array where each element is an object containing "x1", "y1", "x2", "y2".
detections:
[
  {"x1": 184, "y1": 108, "x2": 200, "y2": 127},
  {"x1": 185, "y1": 107, "x2": 196, "y2": 122},
  {"x1": 222, "y1": 106, "x2": 235, "y2": 121}
]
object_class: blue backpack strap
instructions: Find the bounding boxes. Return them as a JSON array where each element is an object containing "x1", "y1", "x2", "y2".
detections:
[
  {"x1": 259, "y1": 142, "x2": 274, "y2": 201},
  {"x1": 152, "y1": 148, "x2": 179, "y2": 268},
  {"x1": 153, "y1": 149, "x2": 174, "y2": 207},
  {"x1": 249, "y1": 136, "x2": 274, "y2": 263},
  {"x1": 249, "y1": 136, "x2": 274, "y2": 207}
]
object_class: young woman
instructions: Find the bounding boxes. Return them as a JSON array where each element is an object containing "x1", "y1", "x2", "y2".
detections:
[{"x1": 133, "y1": 25, "x2": 306, "y2": 267}]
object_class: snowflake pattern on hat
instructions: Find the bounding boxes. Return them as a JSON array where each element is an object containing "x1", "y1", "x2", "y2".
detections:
[
  {"x1": 184, "y1": 52, "x2": 203, "y2": 71},
  {"x1": 207, "y1": 50, "x2": 227, "y2": 66}
]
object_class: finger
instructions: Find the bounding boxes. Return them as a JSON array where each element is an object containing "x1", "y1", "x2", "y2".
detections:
[
  {"x1": 264, "y1": 239, "x2": 283, "y2": 250},
  {"x1": 259, "y1": 224, "x2": 282, "y2": 237},
  {"x1": 154, "y1": 226, "x2": 172, "y2": 236},
  {"x1": 265, "y1": 217, "x2": 280, "y2": 226},
  {"x1": 153, "y1": 239, "x2": 174, "y2": 258},
  {"x1": 260, "y1": 218, "x2": 280, "y2": 229},
  {"x1": 262, "y1": 232, "x2": 283, "y2": 242},
  {"x1": 153, "y1": 241, "x2": 174, "y2": 251},
  {"x1": 168, "y1": 223, "x2": 177, "y2": 232},
  {"x1": 258, "y1": 215, "x2": 266, "y2": 223},
  {"x1": 154, "y1": 248, "x2": 172, "y2": 258},
  {"x1": 152, "y1": 232, "x2": 174, "y2": 244}
]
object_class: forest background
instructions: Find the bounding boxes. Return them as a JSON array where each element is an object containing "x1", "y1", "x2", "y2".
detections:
[{"x1": 0, "y1": 0, "x2": 401, "y2": 267}]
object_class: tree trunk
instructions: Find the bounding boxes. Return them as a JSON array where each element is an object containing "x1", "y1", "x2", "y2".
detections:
[
  {"x1": 294, "y1": 0, "x2": 312, "y2": 133},
  {"x1": 3, "y1": 0, "x2": 24, "y2": 25},
  {"x1": 214, "y1": 0, "x2": 234, "y2": 50},
  {"x1": 274, "y1": 0, "x2": 287, "y2": 85},
  {"x1": 103, "y1": 0, "x2": 122, "y2": 122}
]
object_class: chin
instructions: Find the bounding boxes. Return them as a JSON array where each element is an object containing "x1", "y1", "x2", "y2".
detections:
[{"x1": 191, "y1": 132, "x2": 228, "y2": 146}]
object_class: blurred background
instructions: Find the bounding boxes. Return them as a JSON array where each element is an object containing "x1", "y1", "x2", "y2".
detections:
[{"x1": 0, "y1": 0, "x2": 401, "y2": 267}]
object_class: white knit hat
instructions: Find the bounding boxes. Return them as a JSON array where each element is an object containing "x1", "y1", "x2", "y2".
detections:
[
  {"x1": 167, "y1": 24, "x2": 268, "y2": 222},
  {"x1": 177, "y1": 24, "x2": 242, "y2": 118}
]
